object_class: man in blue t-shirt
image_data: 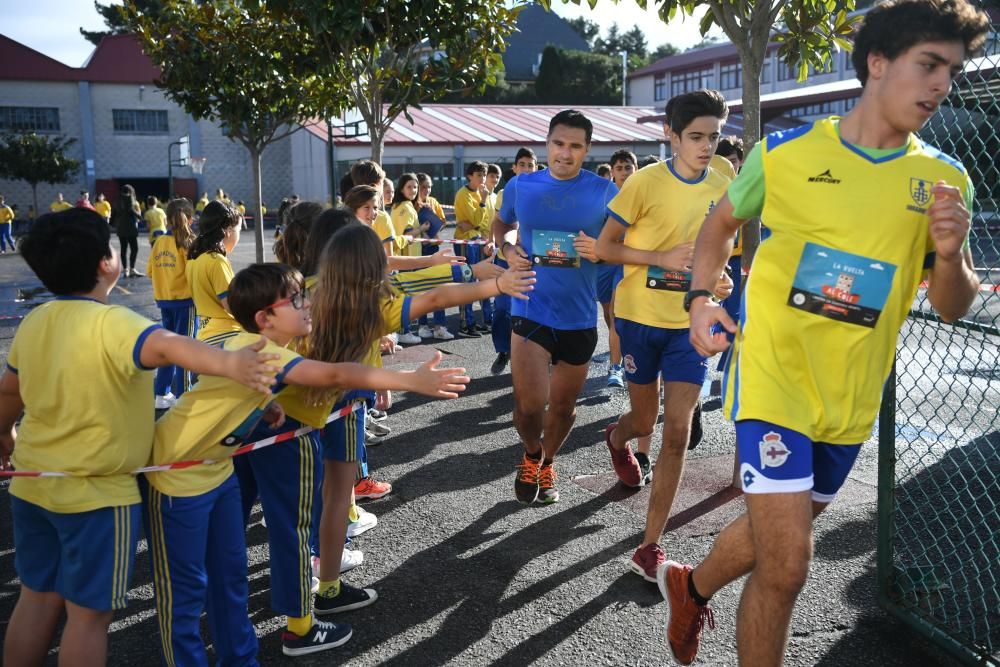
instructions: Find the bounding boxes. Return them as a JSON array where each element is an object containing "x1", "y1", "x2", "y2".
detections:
[{"x1": 492, "y1": 109, "x2": 618, "y2": 505}]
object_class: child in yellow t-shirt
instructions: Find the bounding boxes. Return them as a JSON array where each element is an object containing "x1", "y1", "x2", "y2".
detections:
[
  {"x1": 0, "y1": 195, "x2": 14, "y2": 253},
  {"x1": 148, "y1": 198, "x2": 198, "y2": 406},
  {"x1": 144, "y1": 262, "x2": 469, "y2": 660},
  {"x1": 93, "y1": 193, "x2": 112, "y2": 223},
  {"x1": 453, "y1": 161, "x2": 496, "y2": 337},
  {"x1": 0, "y1": 208, "x2": 280, "y2": 666},
  {"x1": 186, "y1": 201, "x2": 242, "y2": 344},
  {"x1": 144, "y1": 196, "x2": 167, "y2": 245}
]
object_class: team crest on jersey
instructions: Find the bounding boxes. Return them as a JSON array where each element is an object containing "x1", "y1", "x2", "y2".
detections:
[
  {"x1": 623, "y1": 354, "x2": 637, "y2": 374},
  {"x1": 908, "y1": 178, "x2": 932, "y2": 213},
  {"x1": 759, "y1": 431, "x2": 791, "y2": 468}
]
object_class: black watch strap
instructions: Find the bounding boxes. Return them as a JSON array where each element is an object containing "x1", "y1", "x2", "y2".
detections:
[{"x1": 684, "y1": 289, "x2": 716, "y2": 312}]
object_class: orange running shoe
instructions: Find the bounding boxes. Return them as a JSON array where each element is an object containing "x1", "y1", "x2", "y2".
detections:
[
  {"x1": 354, "y1": 476, "x2": 392, "y2": 500},
  {"x1": 514, "y1": 453, "x2": 541, "y2": 504},
  {"x1": 658, "y1": 560, "x2": 715, "y2": 665},
  {"x1": 536, "y1": 463, "x2": 559, "y2": 504}
]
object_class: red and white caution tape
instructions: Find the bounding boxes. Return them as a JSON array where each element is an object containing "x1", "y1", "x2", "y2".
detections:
[
  {"x1": 402, "y1": 236, "x2": 491, "y2": 246},
  {"x1": 0, "y1": 401, "x2": 364, "y2": 478}
]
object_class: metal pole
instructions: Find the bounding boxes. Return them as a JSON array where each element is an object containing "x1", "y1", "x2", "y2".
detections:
[
  {"x1": 327, "y1": 120, "x2": 336, "y2": 205},
  {"x1": 621, "y1": 51, "x2": 628, "y2": 106},
  {"x1": 167, "y1": 140, "x2": 179, "y2": 199}
]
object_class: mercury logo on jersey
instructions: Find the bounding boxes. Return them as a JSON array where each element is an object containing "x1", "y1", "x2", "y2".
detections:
[{"x1": 808, "y1": 169, "x2": 842, "y2": 184}]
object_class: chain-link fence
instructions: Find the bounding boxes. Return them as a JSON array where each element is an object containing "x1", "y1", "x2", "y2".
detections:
[{"x1": 877, "y1": 17, "x2": 1000, "y2": 666}]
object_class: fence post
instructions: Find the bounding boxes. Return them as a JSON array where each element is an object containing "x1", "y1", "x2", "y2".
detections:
[{"x1": 876, "y1": 360, "x2": 897, "y2": 605}]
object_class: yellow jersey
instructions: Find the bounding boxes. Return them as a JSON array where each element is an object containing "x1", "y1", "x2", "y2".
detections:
[
  {"x1": 391, "y1": 201, "x2": 421, "y2": 256},
  {"x1": 276, "y1": 293, "x2": 410, "y2": 427},
  {"x1": 94, "y1": 200, "x2": 111, "y2": 220},
  {"x1": 372, "y1": 210, "x2": 397, "y2": 251},
  {"x1": 195, "y1": 198, "x2": 209, "y2": 214},
  {"x1": 453, "y1": 187, "x2": 490, "y2": 241},
  {"x1": 145, "y1": 207, "x2": 167, "y2": 243},
  {"x1": 145, "y1": 333, "x2": 301, "y2": 497},
  {"x1": 609, "y1": 160, "x2": 730, "y2": 329},
  {"x1": 147, "y1": 233, "x2": 192, "y2": 306},
  {"x1": 8, "y1": 299, "x2": 160, "y2": 512},
  {"x1": 49, "y1": 200, "x2": 72, "y2": 212},
  {"x1": 723, "y1": 117, "x2": 972, "y2": 443},
  {"x1": 0, "y1": 205, "x2": 13, "y2": 225},
  {"x1": 186, "y1": 251, "x2": 239, "y2": 342}
]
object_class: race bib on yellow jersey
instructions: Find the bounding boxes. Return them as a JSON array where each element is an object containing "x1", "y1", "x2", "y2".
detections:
[
  {"x1": 787, "y1": 243, "x2": 896, "y2": 328},
  {"x1": 646, "y1": 267, "x2": 690, "y2": 291},
  {"x1": 531, "y1": 230, "x2": 579, "y2": 268}
]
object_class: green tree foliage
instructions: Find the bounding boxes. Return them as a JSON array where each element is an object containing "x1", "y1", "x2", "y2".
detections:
[
  {"x1": 279, "y1": 0, "x2": 524, "y2": 163},
  {"x1": 649, "y1": 42, "x2": 681, "y2": 62},
  {"x1": 122, "y1": 1, "x2": 329, "y2": 263},
  {"x1": 595, "y1": 25, "x2": 648, "y2": 59},
  {"x1": 566, "y1": 16, "x2": 601, "y2": 47},
  {"x1": 81, "y1": 0, "x2": 163, "y2": 45},
  {"x1": 0, "y1": 134, "x2": 79, "y2": 215},
  {"x1": 535, "y1": 46, "x2": 620, "y2": 105}
]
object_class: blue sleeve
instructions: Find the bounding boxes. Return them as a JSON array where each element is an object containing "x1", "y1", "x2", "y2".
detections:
[
  {"x1": 132, "y1": 324, "x2": 164, "y2": 371},
  {"x1": 400, "y1": 296, "x2": 412, "y2": 330}
]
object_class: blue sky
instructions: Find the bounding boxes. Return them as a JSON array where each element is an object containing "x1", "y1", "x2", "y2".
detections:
[{"x1": 4, "y1": 0, "x2": 720, "y2": 68}]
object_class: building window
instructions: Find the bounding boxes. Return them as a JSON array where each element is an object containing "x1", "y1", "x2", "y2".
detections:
[
  {"x1": 845, "y1": 53, "x2": 855, "y2": 71},
  {"x1": 843, "y1": 96, "x2": 859, "y2": 112},
  {"x1": 720, "y1": 62, "x2": 742, "y2": 90},
  {"x1": 760, "y1": 59, "x2": 772, "y2": 84},
  {"x1": 670, "y1": 67, "x2": 714, "y2": 97},
  {"x1": 788, "y1": 101, "x2": 837, "y2": 117},
  {"x1": 0, "y1": 106, "x2": 60, "y2": 133},
  {"x1": 654, "y1": 75, "x2": 667, "y2": 101},
  {"x1": 112, "y1": 109, "x2": 169, "y2": 134},
  {"x1": 777, "y1": 61, "x2": 797, "y2": 81}
]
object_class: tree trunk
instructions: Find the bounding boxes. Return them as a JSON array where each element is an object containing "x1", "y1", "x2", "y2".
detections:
[
  {"x1": 369, "y1": 126, "x2": 386, "y2": 164},
  {"x1": 250, "y1": 147, "x2": 264, "y2": 263}
]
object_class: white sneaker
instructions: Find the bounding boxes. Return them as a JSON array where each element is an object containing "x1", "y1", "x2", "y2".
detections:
[
  {"x1": 154, "y1": 393, "x2": 177, "y2": 409},
  {"x1": 397, "y1": 331, "x2": 421, "y2": 345},
  {"x1": 341, "y1": 548, "x2": 364, "y2": 573},
  {"x1": 416, "y1": 325, "x2": 434, "y2": 338},
  {"x1": 347, "y1": 507, "x2": 378, "y2": 538},
  {"x1": 433, "y1": 326, "x2": 455, "y2": 340}
]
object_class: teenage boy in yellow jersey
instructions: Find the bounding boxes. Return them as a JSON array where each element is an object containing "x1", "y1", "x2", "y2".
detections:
[
  {"x1": 0, "y1": 195, "x2": 14, "y2": 253},
  {"x1": 454, "y1": 160, "x2": 495, "y2": 337},
  {"x1": 490, "y1": 148, "x2": 538, "y2": 374},
  {"x1": 597, "y1": 90, "x2": 733, "y2": 583},
  {"x1": 664, "y1": 2, "x2": 988, "y2": 664},
  {"x1": 144, "y1": 196, "x2": 167, "y2": 245},
  {"x1": 93, "y1": 192, "x2": 111, "y2": 223},
  {"x1": 0, "y1": 209, "x2": 279, "y2": 667},
  {"x1": 49, "y1": 193, "x2": 71, "y2": 212}
]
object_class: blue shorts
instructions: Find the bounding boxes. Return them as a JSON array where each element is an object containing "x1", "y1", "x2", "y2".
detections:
[
  {"x1": 320, "y1": 403, "x2": 365, "y2": 463},
  {"x1": 736, "y1": 420, "x2": 862, "y2": 503},
  {"x1": 11, "y1": 496, "x2": 140, "y2": 610},
  {"x1": 615, "y1": 318, "x2": 708, "y2": 386},
  {"x1": 596, "y1": 264, "x2": 624, "y2": 304}
]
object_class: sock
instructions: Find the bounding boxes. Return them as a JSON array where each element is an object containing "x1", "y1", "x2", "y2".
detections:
[
  {"x1": 525, "y1": 450, "x2": 541, "y2": 461},
  {"x1": 688, "y1": 571, "x2": 710, "y2": 606},
  {"x1": 348, "y1": 503, "x2": 360, "y2": 523},
  {"x1": 318, "y1": 579, "x2": 341, "y2": 598},
  {"x1": 287, "y1": 614, "x2": 312, "y2": 636}
]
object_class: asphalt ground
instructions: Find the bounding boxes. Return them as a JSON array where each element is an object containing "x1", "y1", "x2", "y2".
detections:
[{"x1": 0, "y1": 230, "x2": 989, "y2": 666}]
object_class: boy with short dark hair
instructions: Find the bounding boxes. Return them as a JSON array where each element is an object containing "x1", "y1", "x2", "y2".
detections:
[
  {"x1": 674, "y1": 1, "x2": 989, "y2": 664},
  {"x1": 454, "y1": 160, "x2": 495, "y2": 337},
  {"x1": 0, "y1": 208, "x2": 279, "y2": 666}
]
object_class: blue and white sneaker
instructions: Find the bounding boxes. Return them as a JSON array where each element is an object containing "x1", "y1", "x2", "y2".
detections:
[
  {"x1": 281, "y1": 619, "x2": 352, "y2": 656},
  {"x1": 607, "y1": 364, "x2": 625, "y2": 388}
]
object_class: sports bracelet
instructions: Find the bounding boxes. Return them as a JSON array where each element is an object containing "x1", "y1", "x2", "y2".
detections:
[{"x1": 495, "y1": 276, "x2": 505, "y2": 296}]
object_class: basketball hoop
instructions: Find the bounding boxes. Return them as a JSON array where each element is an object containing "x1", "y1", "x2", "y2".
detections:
[{"x1": 190, "y1": 157, "x2": 207, "y2": 174}]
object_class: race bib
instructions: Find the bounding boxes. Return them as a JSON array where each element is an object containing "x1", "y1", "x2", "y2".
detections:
[
  {"x1": 646, "y1": 266, "x2": 690, "y2": 291},
  {"x1": 531, "y1": 230, "x2": 579, "y2": 268},
  {"x1": 787, "y1": 242, "x2": 896, "y2": 328}
]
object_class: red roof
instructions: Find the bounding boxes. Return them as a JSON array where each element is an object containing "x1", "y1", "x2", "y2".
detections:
[
  {"x1": 307, "y1": 105, "x2": 668, "y2": 147},
  {"x1": 0, "y1": 33, "x2": 160, "y2": 84}
]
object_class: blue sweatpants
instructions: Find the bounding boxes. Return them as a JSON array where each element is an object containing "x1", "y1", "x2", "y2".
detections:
[
  {"x1": 491, "y1": 257, "x2": 511, "y2": 353},
  {"x1": 234, "y1": 418, "x2": 322, "y2": 617},
  {"x1": 0, "y1": 223, "x2": 13, "y2": 252},
  {"x1": 155, "y1": 303, "x2": 197, "y2": 397},
  {"x1": 459, "y1": 243, "x2": 494, "y2": 327},
  {"x1": 141, "y1": 474, "x2": 259, "y2": 667}
]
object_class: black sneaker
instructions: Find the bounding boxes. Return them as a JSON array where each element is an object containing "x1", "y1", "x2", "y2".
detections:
[
  {"x1": 457, "y1": 325, "x2": 481, "y2": 338},
  {"x1": 514, "y1": 453, "x2": 541, "y2": 504},
  {"x1": 314, "y1": 582, "x2": 379, "y2": 615},
  {"x1": 281, "y1": 619, "x2": 353, "y2": 656},
  {"x1": 635, "y1": 451, "x2": 652, "y2": 485},
  {"x1": 688, "y1": 403, "x2": 703, "y2": 451},
  {"x1": 491, "y1": 352, "x2": 509, "y2": 375},
  {"x1": 537, "y1": 463, "x2": 560, "y2": 504},
  {"x1": 474, "y1": 322, "x2": 492, "y2": 334}
]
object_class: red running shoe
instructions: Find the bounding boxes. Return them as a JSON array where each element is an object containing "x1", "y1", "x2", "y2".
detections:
[
  {"x1": 658, "y1": 560, "x2": 715, "y2": 666},
  {"x1": 605, "y1": 422, "x2": 643, "y2": 487},
  {"x1": 630, "y1": 543, "x2": 666, "y2": 582}
]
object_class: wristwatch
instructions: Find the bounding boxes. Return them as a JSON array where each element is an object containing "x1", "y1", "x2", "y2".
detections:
[{"x1": 683, "y1": 289, "x2": 716, "y2": 312}]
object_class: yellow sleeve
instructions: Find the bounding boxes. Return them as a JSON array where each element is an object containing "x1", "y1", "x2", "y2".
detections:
[
  {"x1": 453, "y1": 189, "x2": 489, "y2": 239},
  {"x1": 710, "y1": 154, "x2": 737, "y2": 180},
  {"x1": 379, "y1": 293, "x2": 412, "y2": 335},
  {"x1": 606, "y1": 171, "x2": 647, "y2": 228},
  {"x1": 389, "y1": 264, "x2": 466, "y2": 294},
  {"x1": 372, "y1": 211, "x2": 397, "y2": 245},
  {"x1": 209, "y1": 256, "x2": 235, "y2": 298},
  {"x1": 102, "y1": 306, "x2": 161, "y2": 375}
]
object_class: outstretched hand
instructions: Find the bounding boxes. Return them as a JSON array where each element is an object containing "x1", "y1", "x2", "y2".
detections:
[
  {"x1": 498, "y1": 269, "x2": 536, "y2": 300},
  {"x1": 230, "y1": 337, "x2": 283, "y2": 395},
  {"x1": 412, "y1": 351, "x2": 470, "y2": 399},
  {"x1": 432, "y1": 247, "x2": 466, "y2": 266},
  {"x1": 472, "y1": 259, "x2": 504, "y2": 281}
]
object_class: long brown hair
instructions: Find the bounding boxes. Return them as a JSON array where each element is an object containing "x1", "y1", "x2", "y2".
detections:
[
  {"x1": 165, "y1": 198, "x2": 195, "y2": 252},
  {"x1": 307, "y1": 224, "x2": 394, "y2": 403},
  {"x1": 273, "y1": 201, "x2": 323, "y2": 271}
]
